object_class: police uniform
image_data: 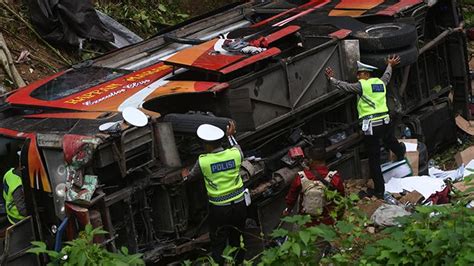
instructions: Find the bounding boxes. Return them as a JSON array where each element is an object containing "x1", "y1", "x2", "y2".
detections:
[
  {"x1": 329, "y1": 61, "x2": 405, "y2": 198},
  {"x1": 3, "y1": 168, "x2": 26, "y2": 224},
  {"x1": 186, "y1": 124, "x2": 246, "y2": 264}
]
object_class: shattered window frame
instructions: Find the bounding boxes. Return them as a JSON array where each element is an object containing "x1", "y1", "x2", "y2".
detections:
[{"x1": 29, "y1": 66, "x2": 132, "y2": 101}]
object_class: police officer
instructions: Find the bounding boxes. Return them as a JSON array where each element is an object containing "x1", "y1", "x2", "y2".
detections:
[
  {"x1": 3, "y1": 151, "x2": 26, "y2": 224},
  {"x1": 325, "y1": 55, "x2": 405, "y2": 199},
  {"x1": 182, "y1": 121, "x2": 246, "y2": 264}
]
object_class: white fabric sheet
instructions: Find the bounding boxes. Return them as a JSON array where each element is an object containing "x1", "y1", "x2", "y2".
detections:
[{"x1": 385, "y1": 176, "x2": 446, "y2": 199}]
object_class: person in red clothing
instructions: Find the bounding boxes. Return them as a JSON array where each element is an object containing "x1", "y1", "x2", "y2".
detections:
[{"x1": 283, "y1": 146, "x2": 345, "y2": 226}]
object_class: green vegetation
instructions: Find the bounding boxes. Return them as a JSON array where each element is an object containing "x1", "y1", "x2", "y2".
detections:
[
  {"x1": 28, "y1": 224, "x2": 144, "y2": 266},
  {"x1": 94, "y1": 0, "x2": 240, "y2": 39},
  {"x1": 95, "y1": 0, "x2": 189, "y2": 38},
  {"x1": 189, "y1": 177, "x2": 474, "y2": 265},
  {"x1": 463, "y1": 0, "x2": 474, "y2": 27},
  {"x1": 360, "y1": 203, "x2": 474, "y2": 265},
  {"x1": 358, "y1": 176, "x2": 474, "y2": 265}
]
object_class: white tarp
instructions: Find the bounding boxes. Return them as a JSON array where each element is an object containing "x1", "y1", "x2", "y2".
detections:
[
  {"x1": 385, "y1": 176, "x2": 446, "y2": 199},
  {"x1": 385, "y1": 160, "x2": 474, "y2": 200}
]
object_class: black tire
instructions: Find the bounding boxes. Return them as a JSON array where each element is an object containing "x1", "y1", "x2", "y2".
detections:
[
  {"x1": 162, "y1": 113, "x2": 232, "y2": 134},
  {"x1": 360, "y1": 45, "x2": 418, "y2": 69},
  {"x1": 352, "y1": 23, "x2": 417, "y2": 52}
]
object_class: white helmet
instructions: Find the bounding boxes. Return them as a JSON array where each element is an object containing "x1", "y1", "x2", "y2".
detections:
[{"x1": 197, "y1": 124, "x2": 225, "y2": 141}]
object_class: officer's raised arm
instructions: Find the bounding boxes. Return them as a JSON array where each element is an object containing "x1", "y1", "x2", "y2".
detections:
[
  {"x1": 226, "y1": 120, "x2": 243, "y2": 160},
  {"x1": 380, "y1": 54, "x2": 400, "y2": 85},
  {"x1": 325, "y1": 67, "x2": 363, "y2": 95}
]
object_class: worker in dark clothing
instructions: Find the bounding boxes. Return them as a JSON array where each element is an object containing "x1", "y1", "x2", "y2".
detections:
[
  {"x1": 3, "y1": 151, "x2": 27, "y2": 224},
  {"x1": 283, "y1": 147, "x2": 345, "y2": 226},
  {"x1": 182, "y1": 121, "x2": 246, "y2": 265},
  {"x1": 325, "y1": 56, "x2": 405, "y2": 199}
]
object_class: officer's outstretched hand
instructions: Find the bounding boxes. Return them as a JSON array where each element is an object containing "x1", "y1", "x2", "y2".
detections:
[
  {"x1": 226, "y1": 120, "x2": 236, "y2": 136},
  {"x1": 325, "y1": 67, "x2": 334, "y2": 79},
  {"x1": 387, "y1": 54, "x2": 401, "y2": 67}
]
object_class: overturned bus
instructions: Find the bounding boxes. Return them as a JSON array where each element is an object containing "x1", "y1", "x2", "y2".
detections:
[{"x1": 0, "y1": 0, "x2": 470, "y2": 264}]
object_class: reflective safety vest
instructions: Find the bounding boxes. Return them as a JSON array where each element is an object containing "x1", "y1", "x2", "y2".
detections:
[
  {"x1": 198, "y1": 147, "x2": 244, "y2": 205},
  {"x1": 3, "y1": 168, "x2": 25, "y2": 224},
  {"x1": 357, "y1": 78, "x2": 389, "y2": 120}
]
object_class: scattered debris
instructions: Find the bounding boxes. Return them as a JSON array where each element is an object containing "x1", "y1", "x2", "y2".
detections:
[
  {"x1": 429, "y1": 164, "x2": 464, "y2": 180},
  {"x1": 345, "y1": 179, "x2": 376, "y2": 196},
  {"x1": 424, "y1": 185, "x2": 451, "y2": 205},
  {"x1": 382, "y1": 159, "x2": 412, "y2": 183},
  {"x1": 383, "y1": 192, "x2": 400, "y2": 205},
  {"x1": 15, "y1": 50, "x2": 31, "y2": 64},
  {"x1": 371, "y1": 204, "x2": 411, "y2": 227},
  {"x1": 453, "y1": 178, "x2": 474, "y2": 194},
  {"x1": 356, "y1": 198, "x2": 384, "y2": 217},
  {"x1": 385, "y1": 176, "x2": 446, "y2": 199},
  {"x1": 455, "y1": 115, "x2": 474, "y2": 136},
  {"x1": 462, "y1": 160, "x2": 474, "y2": 177},
  {"x1": 455, "y1": 146, "x2": 474, "y2": 166},
  {"x1": 400, "y1": 139, "x2": 420, "y2": 175},
  {"x1": 390, "y1": 139, "x2": 419, "y2": 175},
  {"x1": 367, "y1": 226, "x2": 376, "y2": 234},
  {"x1": 0, "y1": 33, "x2": 25, "y2": 89},
  {"x1": 399, "y1": 190, "x2": 424, "y2": 205}
]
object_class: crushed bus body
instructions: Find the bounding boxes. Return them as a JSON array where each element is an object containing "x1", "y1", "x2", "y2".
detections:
[{"x1": 0, "y1": 0, "x2": 470, "y2": 264}]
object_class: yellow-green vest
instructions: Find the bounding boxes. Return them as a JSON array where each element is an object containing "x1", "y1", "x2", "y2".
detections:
[
  {"x1": 198, "y1": 147, "x2": 244, "y2": 205},
  {"x1": 357, "y1": 78, "x2": 389, "y2": 120},
  {"x1": 3, "y1": 168, "x2": 25, "y2": 224}
]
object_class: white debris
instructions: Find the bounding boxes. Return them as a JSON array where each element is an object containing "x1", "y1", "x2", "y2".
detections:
[
  {"x1": 371, "y1": 204, "x2": 411, "y2": 226},
  {"x1": 385, "y1": 176, "x2": 446, "y2": 199},
  {"x1": 382, "y1": 159, "x2": 412, "y2": 183},
  {"x1": 429, "y1": 164, "x2": 464, "y2": 181},
  {"x1": 462, "y1": 160, "x2": 474, "y2": 178}
]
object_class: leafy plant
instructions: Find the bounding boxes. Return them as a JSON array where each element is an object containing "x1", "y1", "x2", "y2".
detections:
[
  {"x1": 95, "y1": 0, "x2": 189, "y2": 38},
  {"x1": 28, "y1": 224, "x2": 144, "y2": 266},
  {"x1": 187, "y1": 179, "x2": 474, "y2": 265},
  {"x1": 258, "y1": 215, "x2": 324, "y2": 265},
  {"x1": 359, "y1": 178, "x2": 474, "y2": 265}
]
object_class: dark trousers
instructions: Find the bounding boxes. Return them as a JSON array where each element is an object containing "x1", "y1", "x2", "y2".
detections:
[
  {"x1": 208, "y1": 200, "x2": 247, "y2": 265},
  {"x1": 363, "y1": 122, "x2": 405, "y2": 197}
]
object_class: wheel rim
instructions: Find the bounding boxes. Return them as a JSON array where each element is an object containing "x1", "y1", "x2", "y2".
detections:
[{"x1": 365, "y1": 25, "x2": 401, "y2": 35}]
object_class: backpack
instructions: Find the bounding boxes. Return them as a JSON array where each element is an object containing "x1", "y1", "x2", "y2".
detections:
[{"x1": 299, "y1": 171, "x2": 326, "y2": 216}]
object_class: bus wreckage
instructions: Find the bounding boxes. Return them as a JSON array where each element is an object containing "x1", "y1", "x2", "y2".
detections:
[{"x1": 0, "y1": 0, "x2": 470, "y2": 264}]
